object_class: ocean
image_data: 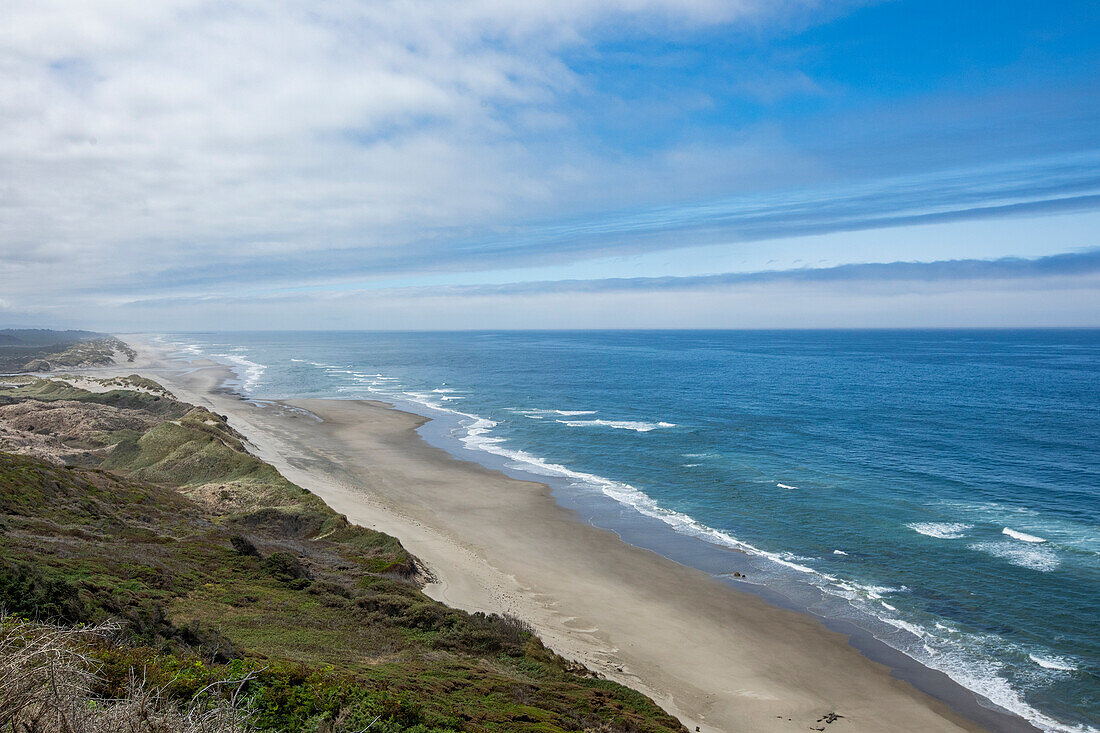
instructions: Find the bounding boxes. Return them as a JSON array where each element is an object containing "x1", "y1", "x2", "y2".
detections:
[{"x1": 158, "y1": 329, "x2": 1099, "y2": 731}]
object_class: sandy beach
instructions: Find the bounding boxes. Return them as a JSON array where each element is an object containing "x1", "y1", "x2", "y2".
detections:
[{"x1": 104, "y1": 337, "x2": 1035, "y2": 733}]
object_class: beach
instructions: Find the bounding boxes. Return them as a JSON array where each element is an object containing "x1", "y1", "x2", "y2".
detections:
[{"x1": 107, "y1": 336, "x2": 1037, "y2": 733}]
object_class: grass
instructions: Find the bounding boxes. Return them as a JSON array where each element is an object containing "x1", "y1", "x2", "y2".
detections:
[
  {"x1": 0, "y1": 376, "x2": 187, "y2": 415},
  {"x1": 0, "y1": 379, "x2": 687, "y2": 733}
]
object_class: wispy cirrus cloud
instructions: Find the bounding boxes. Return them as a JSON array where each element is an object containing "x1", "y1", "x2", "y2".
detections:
[
  {"x1": 145, "y1": 248, "x2": 1100, "y2": 300},
  {"x1": 34, "y1": 152, "x2": 1100, "y2": 300}
]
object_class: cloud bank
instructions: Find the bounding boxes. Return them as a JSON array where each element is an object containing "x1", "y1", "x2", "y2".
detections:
[{"x1": 5, "y1": 251, "x2": 1097, "y2": 331}]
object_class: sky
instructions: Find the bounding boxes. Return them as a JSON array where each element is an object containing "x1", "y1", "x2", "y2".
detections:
[{"x1": 1, "y1": 0, "x2": 1099, "y2": 330}]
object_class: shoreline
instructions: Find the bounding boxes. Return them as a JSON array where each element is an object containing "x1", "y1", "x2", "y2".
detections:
[{"x1": 101, "y1": 336, "x2": 1037, "y2": 732}]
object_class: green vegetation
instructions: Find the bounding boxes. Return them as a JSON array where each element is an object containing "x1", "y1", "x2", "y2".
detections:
[
  {"x1": 0, "y1": 378, "x2": 685, "y2": 733},
  {"x1": 0, "y1": 330, "x2": 134, "y2": 373},
  {"x1": 1, "y1": 375, "x2": 182, "y2": 412}
]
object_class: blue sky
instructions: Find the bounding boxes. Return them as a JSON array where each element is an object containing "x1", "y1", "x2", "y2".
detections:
[{"x1": 1, "y1": 0, "x2": 1098, "y2": 329}]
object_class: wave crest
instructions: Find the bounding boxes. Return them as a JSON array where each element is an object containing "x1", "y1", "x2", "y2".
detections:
[
  {"x1": 1003, "y1": 527, "x2": 1047, "y2": 543},
  {"x1": 557, "y1": 419, "x2": 676, "y2": 432},
  {"x1": 906, "y1": 522, "x2": 973, "y2": 539}
]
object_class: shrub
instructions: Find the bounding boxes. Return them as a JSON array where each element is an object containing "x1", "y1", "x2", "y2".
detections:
[
  {"x1": 230, "y1": 535, "x2": 261, "y2": 557},
  {"x1": 0, "y1": 560, "x2": 87, "y2": 624},
  {"x1": 261, "y1": 552, "x2": 309, "y2": 582},
  {"x1": 0, "y1": 616, "x2": 250, "y2": 733}
]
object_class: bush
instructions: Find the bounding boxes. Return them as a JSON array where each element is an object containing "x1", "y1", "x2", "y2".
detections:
[
  {"x1": 261, "y1": 552, "x2": 309, "y2": 583},
  {"x1": 0, "y1": 617, "x2": 250, "y2": 733},
  {"x1": 0, "y1": 560, "x2": 87, "y2": 624},
  {"x1": 434, "y1": 612, "x2": 532, "y2": 656},
  {"x1": 230, "y1": 535, "x2": 261, "y2": 557}
]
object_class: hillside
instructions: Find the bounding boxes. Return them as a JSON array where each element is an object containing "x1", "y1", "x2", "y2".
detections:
[
  {"x1": 0, "y1": 375, "x2": 686, "y2": 733},
  {"x1": 0, "y1": 330, "x2": 135, "y2": 373}
]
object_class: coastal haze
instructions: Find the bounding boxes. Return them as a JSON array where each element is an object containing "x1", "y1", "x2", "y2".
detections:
[{"x1": 2, "y1": 1, "x2": 1099, "y2": 733}]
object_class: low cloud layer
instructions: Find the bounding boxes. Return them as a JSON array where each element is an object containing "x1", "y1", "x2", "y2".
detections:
[{"x1": 5, "y1": 251, "x2": 1097, "y2": 331}]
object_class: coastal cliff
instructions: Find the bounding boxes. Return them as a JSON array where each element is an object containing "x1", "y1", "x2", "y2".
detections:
[{"x1": 0, "y1": 373, "x2": 686, "y2": 733}]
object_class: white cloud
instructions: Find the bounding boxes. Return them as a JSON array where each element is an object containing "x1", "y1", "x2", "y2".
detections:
[
  {"x1": 2, "y1": 0, "x2": 817, "y2": 306},
  {"x1": 4, "y1": 0, "x2": 1092, "y2": 330}
]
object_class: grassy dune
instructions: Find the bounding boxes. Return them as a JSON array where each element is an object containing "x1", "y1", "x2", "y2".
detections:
[{"x1": 0, "y1": 379, "x2": 685, "y2": 733}]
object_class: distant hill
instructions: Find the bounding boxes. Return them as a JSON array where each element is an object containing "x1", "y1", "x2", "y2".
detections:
[
  {"x1": 0, "y1": 329, "x2": 101, "y2": 347},
  {"x1": 0, "y1": 329, "x2": 134, "y2": 373}
]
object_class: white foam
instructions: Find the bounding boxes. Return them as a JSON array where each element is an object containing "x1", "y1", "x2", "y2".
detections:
[
  {"x1": 968, "y1": 541, "x2": 1059, "y2": 572},
  {"x1": 882, "y1": 619, "x2": 1095, "y2": 733},
  {"x1": 925, "y1": 659, "x2": 1091, "y2": 733},
  {"x1": 557, "y1": 419, "x2": 676, "y2": 432},
  {"x1": 443, "y1": 410, "x2": 829, "y2": 579},
  {"x1": 170, "y1": 341, "x2": 267, "y2": 394},
  {"x1": 907, "y1": 522, "x2": 973, "y2": 539},
  {"x1": 165, "y1": 339, "x2": 206, "y2": 358},
  {"x1": 883, "y1": 617, "x2": 927, "y2": 638},
  {"x1": 1029, "y1": 655, "x2": 1077, "y2": 672},
  {"x1": 1003, "y1": 527, "x2": 1047, "y2": 543},
  {"x1": 864, "y1": 585, "x2": 902, "y2": 599},
  {"x1": 874, "y1": 613, "x2": 1090, "y2": 733},
  {"x1": 776, "y1": 483, "x2": 798, "y2": 490},
  {"x1": 512, "y1": 409, "x2": 596, "y2": 416}
]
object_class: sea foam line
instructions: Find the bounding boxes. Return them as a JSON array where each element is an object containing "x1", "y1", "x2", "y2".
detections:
[
  {"x1": 212, "y1": 353, "x2": 267, "y2": 393},
  {"x1": 907, "y1": 522, "x2": 973, "y2": 539},
  {"x1": 451, "y1": 404, "x2": 1088, "y2": 732},
  {"x1": 512, "y1": 409, "x2": 596, "y2": 417},
  {"x1": 557, "y1": 419, "x2": 676, "y2": 432},
  {"x1": 161, "y1": 339, "x2": 267, "y2": 394},
  {"x1": 1003, "y1": 527, "x2": 1047, "y2": 543},
  {"x1": 1029, "y1": 655, "x2": 1078, "y2": 672}
]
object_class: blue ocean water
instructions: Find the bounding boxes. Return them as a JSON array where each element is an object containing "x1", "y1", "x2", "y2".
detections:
[{"x1": 161, "y1": 330, "x2": 1099, "y2": 731}]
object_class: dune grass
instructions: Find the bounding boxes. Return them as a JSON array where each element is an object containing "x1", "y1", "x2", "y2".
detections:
[{"x1": 0, "y1": 380, "x2": 686, "y2": 733}]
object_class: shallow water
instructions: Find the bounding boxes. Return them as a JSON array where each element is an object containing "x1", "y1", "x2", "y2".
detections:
[{"x1": 161, "y1": 330, "x2": 1100, "y2": 731}]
